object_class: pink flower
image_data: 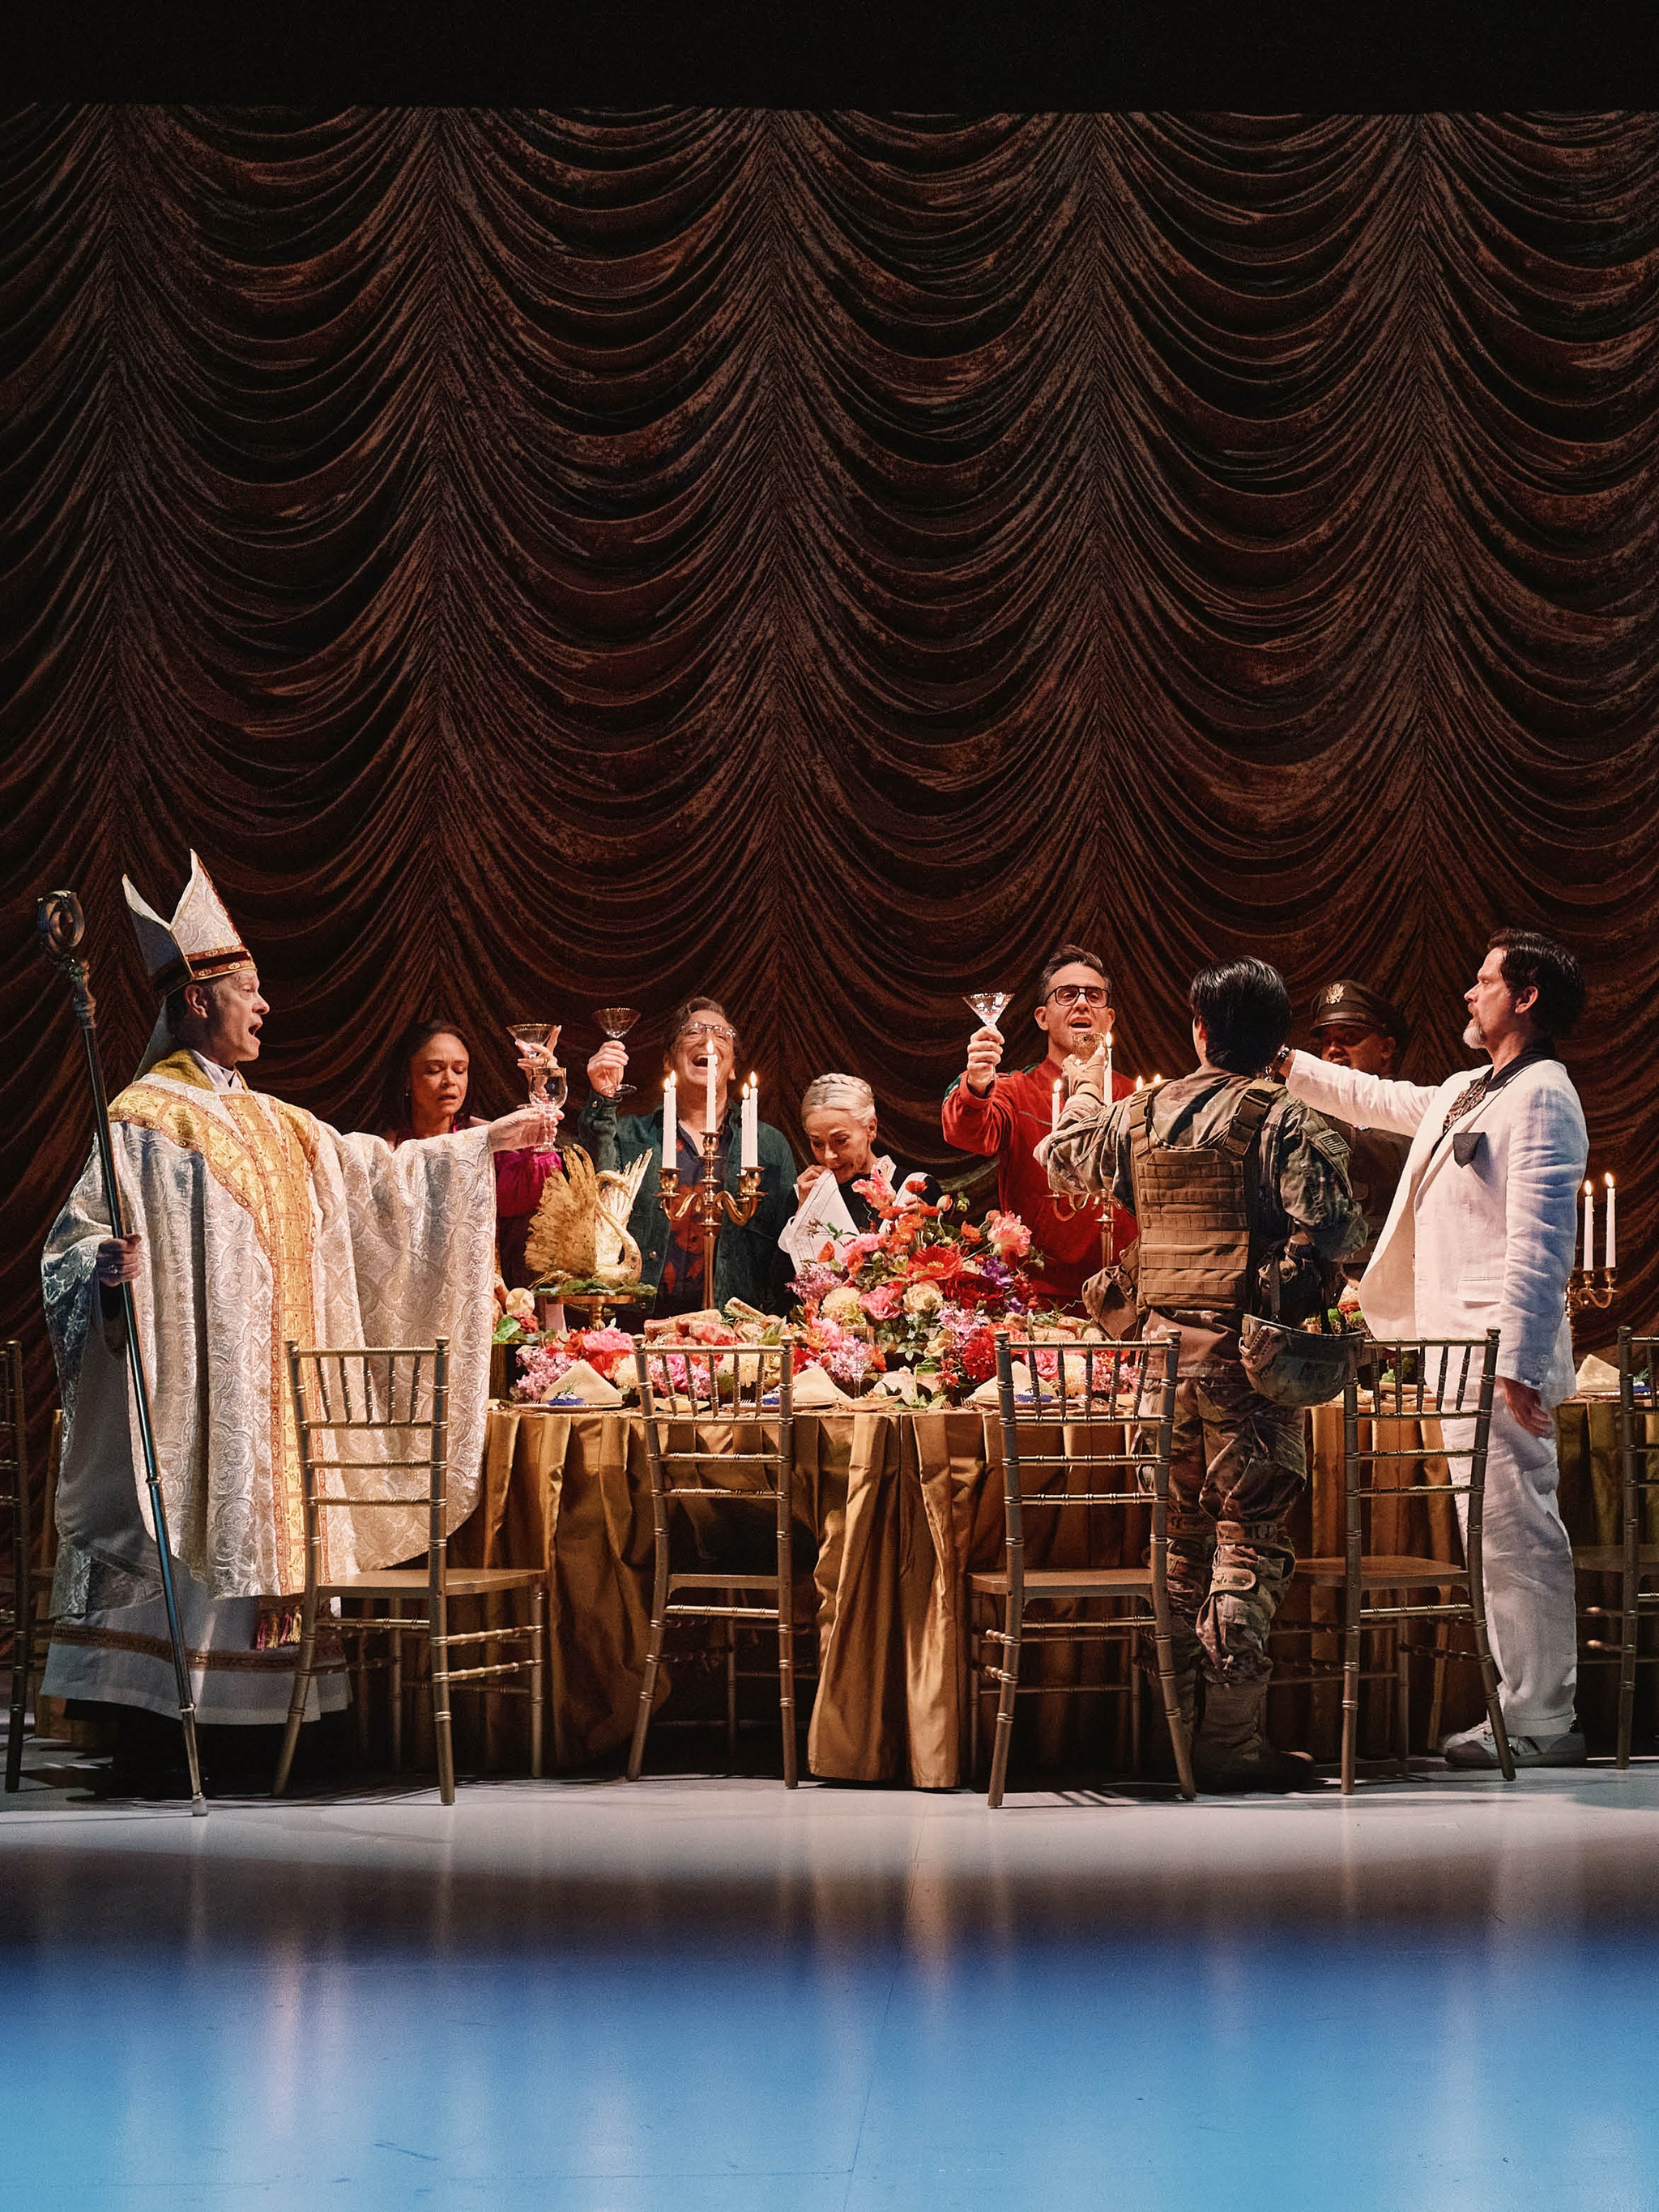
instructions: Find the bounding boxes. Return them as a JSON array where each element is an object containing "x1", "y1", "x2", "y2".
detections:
[
  {"x1": 983, "y1": 1211, "x2": 1033, "y2": 1262},
  {"x1": 859, "y1": 1283, "x2": 902, "y2": 1322},
  {"x1": 513, "y1": 1342, "x2": 574, "y2": 1401}
]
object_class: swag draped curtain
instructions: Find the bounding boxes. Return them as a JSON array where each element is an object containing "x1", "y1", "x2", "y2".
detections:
[{"x1": 2, "y1": 108, "x2": 1655, "y2": 1454}]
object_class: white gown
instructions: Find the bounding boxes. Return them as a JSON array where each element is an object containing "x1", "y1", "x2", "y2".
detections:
[{"x1": 41, "y1": 1050, "x2": 497, "y2": 1723}]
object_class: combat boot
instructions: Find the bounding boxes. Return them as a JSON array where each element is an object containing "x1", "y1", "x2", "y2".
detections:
[{"x1": 1192, "y1": 1679, "x2": 1315, "y2": 1794}]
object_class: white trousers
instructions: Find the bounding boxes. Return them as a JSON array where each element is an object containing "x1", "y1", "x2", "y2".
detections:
[{"x1": 1452, "y1": 1394, "x2": 1578, "y2": 1737}]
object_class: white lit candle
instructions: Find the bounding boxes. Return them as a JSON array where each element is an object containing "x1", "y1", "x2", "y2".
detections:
[
  {"x1": 742, "y1": 1074, "x2": 759, "y2": 1171},
  {"x1": 1582, "y1": 1179, "x2": 1594, "y2": 1274},
  {"x1": 1133, "y1": 1074, "x2": 1143, "y2": 1093},
  {"x1": 1605, "y1": 1172, "x2": 1617, "y2": 1271},
  {"x1": 1105, "y1": 1029, "x2": 1113, "y2": 1099},
  {"x1": 663, "y1": 1073, "x2": 676, "y2": 1164},
  {"x1": 1051, "y1": 1077, "x2": 1062, "y2": 1133},
  {"x1": 704, "y1": 1048, "x2": 717, "y2": 1136}
]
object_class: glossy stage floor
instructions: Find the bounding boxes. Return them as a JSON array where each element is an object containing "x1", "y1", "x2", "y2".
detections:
[{"x1": 3, "y1": 1743, "x2": 1658, "y2": 2210}]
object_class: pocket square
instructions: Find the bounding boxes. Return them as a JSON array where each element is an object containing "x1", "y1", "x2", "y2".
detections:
[{"x1": 1452, "y1": 1129, "x2": 1484, "y2": 1168}]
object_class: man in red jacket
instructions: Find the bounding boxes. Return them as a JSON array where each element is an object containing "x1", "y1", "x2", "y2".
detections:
[{"x1": 941, "y1": 942, "x2": 1135, "y2": 1305}]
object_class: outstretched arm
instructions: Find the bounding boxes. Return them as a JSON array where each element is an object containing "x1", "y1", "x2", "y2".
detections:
[{"x1": 1281, "y1": 1049, "x2": 1441, "y2": 1138}]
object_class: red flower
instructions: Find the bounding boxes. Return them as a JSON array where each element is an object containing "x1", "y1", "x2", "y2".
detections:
[{"x1": 960, "y1": 1327, "x2": 998, "y2": 1383}]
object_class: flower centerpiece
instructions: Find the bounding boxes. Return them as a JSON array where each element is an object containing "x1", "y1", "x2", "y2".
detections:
[
  {"x1": 509, "y1": 1299, "x2": 793, "y2": 1407},
  {"x1": 789, "y1": 1171, "x2": 1048, "y2": 1400},
  {"x1": 514, "y1": 1326, "x2": 639, "y2": 1402}
]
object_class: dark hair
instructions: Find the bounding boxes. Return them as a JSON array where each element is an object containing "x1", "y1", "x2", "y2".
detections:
[
  {"x1": 1487, "y1": 929, "x2": 1585, "y2": 1038},
  {"x1": 377, "y1": 1016, "x2": 473, "y2": 1134},
  {"x1": 1190, "y1": 959, "x2": 1293, "y2": 1075},
  {"x1": 667, "y1": 995, "x2": 742, "y2": 1060},
  {"x1": 1038, "y1": 943, "x2": 1113, "y2": 1004}
]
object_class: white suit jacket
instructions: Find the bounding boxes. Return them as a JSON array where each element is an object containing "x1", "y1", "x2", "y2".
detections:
[{"x1": 1285, "y1": 1049, "x2": 1587, "y2": 1405}]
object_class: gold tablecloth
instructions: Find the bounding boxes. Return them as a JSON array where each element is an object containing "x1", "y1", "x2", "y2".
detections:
[{"x1": 462, "y1": 1396, "x2": 1627, "y2": 1785}]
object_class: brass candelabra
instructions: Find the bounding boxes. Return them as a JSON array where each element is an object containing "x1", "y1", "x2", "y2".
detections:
[
  {"x1": 659, "y1": 1129, "x2": 764, "y2": 1298},
  {"x1": 1568, "y1": 1266, "x2": 1618, "y2": 1317}
]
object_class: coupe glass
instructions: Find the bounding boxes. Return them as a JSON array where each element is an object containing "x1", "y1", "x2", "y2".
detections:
[
  {"x1": 506, "y1": 1022, "x2": 567, "y2": 1117},
  {"x1": 963, "y1": 989, "x2": 1011, "y2": 1035},
  {"x1": 592, "y1": 1005, "x2": 639, "y2": 1096}
]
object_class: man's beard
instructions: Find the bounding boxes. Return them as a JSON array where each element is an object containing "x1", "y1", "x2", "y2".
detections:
[{"x1": 1463, "y1": 1016, "x2": 1486, "y2": 1053}]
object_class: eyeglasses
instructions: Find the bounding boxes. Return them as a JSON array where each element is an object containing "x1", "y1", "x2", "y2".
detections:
[
  {"x1": 680, "y1": 1021, "x2": 736, "y2": 1044},
  {"x1": 1047, "y1": 984, "x2": 1108, "y2": 1007}
]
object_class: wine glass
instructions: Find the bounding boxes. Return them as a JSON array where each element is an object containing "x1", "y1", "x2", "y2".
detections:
[
  {"x1": 592, "y1": 1005, "x2": 639, "y2": 1096},
  {"x1": 963, "y1": 989, "x2": 1011, "y2": 1036},
  {"x1": 506, "y1": 1023, "x2": 567, "y2": 1121}
]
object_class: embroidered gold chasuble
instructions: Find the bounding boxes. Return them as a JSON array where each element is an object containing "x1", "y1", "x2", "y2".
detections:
[{"x1": 43, "y1": 1050, "x2": 497, "y2": 1607}]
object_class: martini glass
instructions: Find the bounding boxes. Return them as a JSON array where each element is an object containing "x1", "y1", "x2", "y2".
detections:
[
  {"x1": 963, "y1": 989, "x2": 1011, "y2": 1037},
  {"x1": 593, "y1": 1005, "x2": 639, "y2": 1096},
  {"x1": 506, "y1": 1023, "x2": 566, "y2": 1124}
]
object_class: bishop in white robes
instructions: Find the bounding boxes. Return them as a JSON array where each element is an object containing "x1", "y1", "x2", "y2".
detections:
[{"x1": 41, "y1": 854, "x2": 546, "y2": 1741}]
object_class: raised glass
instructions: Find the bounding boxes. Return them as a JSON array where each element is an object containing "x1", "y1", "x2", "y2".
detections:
[
  {"x1": 506, "y1": 1022, "x2": 566, "y2": 1117},
  {"x1": 963, "y1": 989, "x2": 1011, "y2": 1033},
  {"x1": 592, "y1": 1005, "x2": 639, "y2": 1096}
]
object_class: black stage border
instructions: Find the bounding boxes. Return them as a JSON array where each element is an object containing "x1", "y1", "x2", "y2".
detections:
[{"x1": 6, "y1": 0, "x2": 1659, "y2": 113}]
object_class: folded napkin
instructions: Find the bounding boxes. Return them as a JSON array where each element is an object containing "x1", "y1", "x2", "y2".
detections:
[
  {"x1": 967, "y1": 1361, "x2": 1033, "y2": 1407},
  {"x1": 792, "y1": 1364, "x2": 855, "y2": 1409},
  {"x1": 1575, "y1": 1352, "x2": 1622, "y2": 1399},
  {"x1": 870, "y1": 1369, "x2": 924, "y2": 1403},
  {"x1": 535, "y1": 1358, "x2": 625, "y2": 1409}
]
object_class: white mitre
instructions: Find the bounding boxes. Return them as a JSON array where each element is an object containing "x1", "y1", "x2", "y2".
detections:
[{"x1": 123, "y1": 851, "x2": 250, "y2": 1078}]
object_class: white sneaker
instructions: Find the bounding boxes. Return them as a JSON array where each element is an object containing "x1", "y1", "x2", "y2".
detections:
[{"x1": 1442, "y1": 1721, "x2": 1587, "y2": 1770}]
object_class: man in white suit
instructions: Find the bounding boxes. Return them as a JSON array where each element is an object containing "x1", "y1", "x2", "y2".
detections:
[{"x1": 1274, "y1": 928, "x2": 1589, "y2": 1767}]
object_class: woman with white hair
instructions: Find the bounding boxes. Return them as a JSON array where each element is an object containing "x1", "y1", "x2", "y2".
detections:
[{"x1": 783, "y1": 1074, "x2": 941, "y2": 1256}]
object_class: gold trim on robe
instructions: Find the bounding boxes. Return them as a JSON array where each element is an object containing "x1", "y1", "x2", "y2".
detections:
[{"x1": 109, "y1": 1050, "x2": 324, "y2": 1590}]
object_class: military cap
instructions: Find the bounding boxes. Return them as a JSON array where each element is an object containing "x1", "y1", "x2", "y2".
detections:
[{"x1": 1310, "y1": 979, "x2": 1410, "y2": 1047}]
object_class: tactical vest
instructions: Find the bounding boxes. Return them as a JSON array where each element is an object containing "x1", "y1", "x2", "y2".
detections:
[{"x1": 1128, "y1": 1079, "x2": 1277, "y2": 1314}]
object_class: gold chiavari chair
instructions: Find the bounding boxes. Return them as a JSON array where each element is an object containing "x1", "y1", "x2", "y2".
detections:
[
  {"x1": 626, "y1": 1338, "x2": 800, "y2": 1787},
  {"x1": 1, "y1": 1343, "x2": 32, "y2": 1791},
  {"x1": 274, "y1": 1340, "x2": 544, "y2": 1805},
  {"x1": 972, "y1": 1330, "x2": 1192, "y2": 1808},
  {"x1": 1576, "y1": 1329, "x2": 1659, "y2": 1766},
  {"x1": 1293, "y1": 1328, "x2": 1508, "y2": 1791}
]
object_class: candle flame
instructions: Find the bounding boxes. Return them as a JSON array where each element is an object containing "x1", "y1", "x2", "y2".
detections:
[
  {"x1": 1606, "y1": 1172, "x2": 1614, "y2": 1188},
  {"x1": 1585, "y1": 1181, "x2": 1593, "y2": 1196}
]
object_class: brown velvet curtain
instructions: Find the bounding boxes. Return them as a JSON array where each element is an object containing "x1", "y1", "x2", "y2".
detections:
[{"x1": 2, "y1": 109, "x2": 1655, "y2": 1458}]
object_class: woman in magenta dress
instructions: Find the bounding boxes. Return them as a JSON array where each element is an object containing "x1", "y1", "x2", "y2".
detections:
[{"x1": 376, "y1": 1017, "x2": 559, "y2": 1288}]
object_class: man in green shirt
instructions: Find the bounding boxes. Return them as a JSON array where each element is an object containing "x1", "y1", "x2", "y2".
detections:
[{"x1": 579, "y1": 996, "x2": 798, "y2": 1316}]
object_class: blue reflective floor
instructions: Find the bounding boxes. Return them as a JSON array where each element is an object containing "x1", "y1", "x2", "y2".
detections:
[{"x1": 3, "y1": 1754, "x2": 1659, "y2": 2209}]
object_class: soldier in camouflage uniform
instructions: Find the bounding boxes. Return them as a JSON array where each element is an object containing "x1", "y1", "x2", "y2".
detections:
[{"x1": 1040, "y1": 959, "x2": 1365, "y2": 1791}]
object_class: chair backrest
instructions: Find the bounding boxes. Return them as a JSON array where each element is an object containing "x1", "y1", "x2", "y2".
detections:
[
  {"x1": 285, "y1": 1341, "x2": 450, "y2": 1584},
  {"x1": 631, "y1": 1338, "x2": 794, "y2": 1503},
  {"x1": 0, "y1": 1342, "x2": 27, "y2": 1632},
  {"x1": 1618, "y1": 1329, "x2": 1659, "y2": 1513},
  {"x1": 992, "y1": 1331, "x2": 1181, "y2": 1530},
  {"x1": 1343, "y1": 1331, "x2": 1499, "y2": 1490},
  {"x1": 1340, "y1": 1328, "x2": 1499, "y2": 1572}
]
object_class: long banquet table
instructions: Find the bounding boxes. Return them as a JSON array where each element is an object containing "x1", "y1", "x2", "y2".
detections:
[{"x1": 449, "y1": 1396, "x2": 1628, "y2": 1786}]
